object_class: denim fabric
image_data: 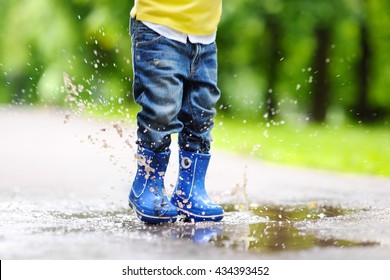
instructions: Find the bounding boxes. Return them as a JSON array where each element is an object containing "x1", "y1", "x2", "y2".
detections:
[{"x1": 130, "y1": 19, "x2": 221, "y2": 153}]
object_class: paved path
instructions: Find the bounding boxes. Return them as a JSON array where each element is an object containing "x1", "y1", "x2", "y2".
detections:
[{"x1": 1, "y1": 106, "x2": 389, "y2": 259}]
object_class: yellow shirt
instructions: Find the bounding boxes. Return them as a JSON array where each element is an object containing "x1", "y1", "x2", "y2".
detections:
[{"x1": 131, "y1": 0, "x2": 222, "y2": 35}]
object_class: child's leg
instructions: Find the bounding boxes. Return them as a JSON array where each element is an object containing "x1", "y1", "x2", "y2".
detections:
[
  {"x1": 178, "y1": 42, "x2": 221, "y2": 154},
  {"x1": 131, "y1": 19, "x2": 186, "y2": 152},
  {"x1": 171, "y1": 42, "x2": 224, "y2": 222}
]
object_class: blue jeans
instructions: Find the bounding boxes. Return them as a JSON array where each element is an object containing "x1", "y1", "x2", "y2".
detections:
[{"x1": 130, "y1": 19, "x2": 221, "y2": 153}]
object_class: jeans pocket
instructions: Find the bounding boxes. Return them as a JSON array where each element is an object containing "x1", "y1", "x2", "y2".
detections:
[{"x1": 133, "y1": 21, "x2": 163, "y2": 47}]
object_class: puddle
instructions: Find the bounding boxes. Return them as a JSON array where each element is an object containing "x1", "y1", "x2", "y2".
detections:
[
  {"x1": 0, "y1": 201, "x2": 379, "y2": 258},
  {"x1": 120, "y1": 203, "x2": 378, "y2": 253},
  {"x1": 213, "y1": 203, "x2": 378, "y2": 253}
]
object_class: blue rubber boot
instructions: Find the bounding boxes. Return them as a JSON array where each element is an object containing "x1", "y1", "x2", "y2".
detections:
[
  {"x1": 170, "y1": 150, "x2": 224, "y2": 222},
  {"x1": 129, "y1": 148, "x2": 177, "y2": 224}
]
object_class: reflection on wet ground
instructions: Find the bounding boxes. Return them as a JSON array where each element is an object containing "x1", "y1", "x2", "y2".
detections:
[
  {"x1": 0, "y1": 200, "x2": 378, "y2": 257},
  {"x1": 216, "y1": 203, "x2": 378, "y2": 253}
]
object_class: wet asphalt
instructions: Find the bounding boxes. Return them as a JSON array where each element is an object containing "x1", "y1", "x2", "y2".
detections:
[{"x1": 1, "y1": 106, "x2": 390, "y2": 259}]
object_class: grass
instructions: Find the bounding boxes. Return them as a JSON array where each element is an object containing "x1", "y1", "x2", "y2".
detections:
[{"x1": 212, "y1": 115, "x2": 390, "y2": 177}]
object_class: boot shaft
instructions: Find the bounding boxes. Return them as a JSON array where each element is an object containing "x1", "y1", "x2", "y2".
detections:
[
  {"x1": 135, "y1": 147, "x2": 170, "y2": 174},
  {"x1": 129, "y1": 147, "x2": 178, "y2": 223},
  {"x1": 171, "y1": 149, "x2": 224, "y2": 222},
  {"x1": 176, "y1": 150, "x2": 210, "y2": 200},
  {"x1": 132, "y1": 147, "x2": 170, "y2": 197}
]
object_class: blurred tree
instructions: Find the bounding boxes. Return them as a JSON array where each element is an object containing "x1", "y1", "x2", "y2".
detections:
[
  {"x1": 310, "y1": 25, "x2": 332, "y2": 123},
  {"x1": 355, "y1": 10, "x2": 372, "y2": 122},
  {"x1": 284, "y1": 0, "x2": 349, "y2": 123},
  {"x1": 263, "y1": 14, "x2": 282, "y2": 120}
]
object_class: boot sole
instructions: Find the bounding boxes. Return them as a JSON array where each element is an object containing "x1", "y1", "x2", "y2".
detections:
[
  {"x1": 177, "y1": 208, "x2": 224, "y2": 222},
  {"x1": 129, "y1": 200, "x2": 177, "y2": 224}
]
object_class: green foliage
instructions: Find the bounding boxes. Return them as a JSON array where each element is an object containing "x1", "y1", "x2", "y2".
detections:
[
  {"x1": 1, "y1": 0, "x2": 389, "y2": 121},
  {"x1": 0, "y1": 0, "x2": 134, "y2": 105},
  {"x1": 217, "y1": 0, "x2": 390, "y2": 122}
]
